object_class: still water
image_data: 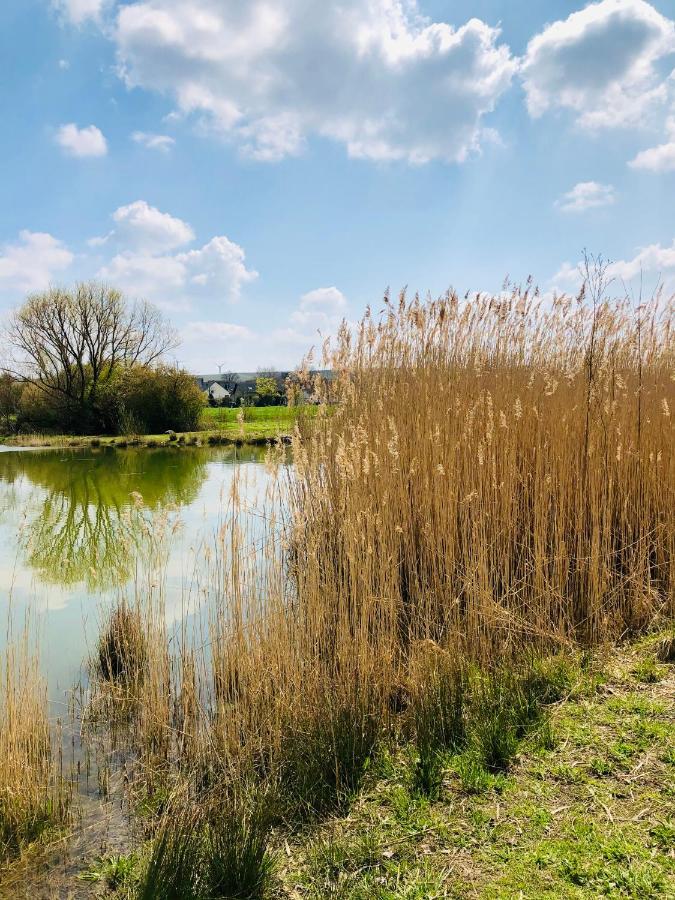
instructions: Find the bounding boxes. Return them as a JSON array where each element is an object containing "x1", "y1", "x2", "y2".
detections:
[{"x1": 0, "y1": 444, "x2": 271, "y2": 704}]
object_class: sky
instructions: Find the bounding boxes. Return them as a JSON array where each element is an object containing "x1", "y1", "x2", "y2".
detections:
[{"x1": 0, "y1": 0, "x2": 674, "y2": 372}]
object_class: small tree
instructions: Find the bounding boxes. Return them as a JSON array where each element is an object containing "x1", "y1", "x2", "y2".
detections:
[
  {"x1": 255, "y1": 376, "x2": 278, "y2": 405},
  {"x1": 5, "y1": 282, "x2": 177, "y2": 433},
  {"x1": 0, "y1": 373, "x2": 21, "y2": 431}
]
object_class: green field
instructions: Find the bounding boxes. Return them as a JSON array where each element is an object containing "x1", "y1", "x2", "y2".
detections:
[{"x1": 0, "y1": 405, "x2": 306, "y2": 449}]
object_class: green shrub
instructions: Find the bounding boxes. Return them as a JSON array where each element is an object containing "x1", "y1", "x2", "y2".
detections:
[{"x1": 118, "y1": 365, "x2": 204, "y2": 434}]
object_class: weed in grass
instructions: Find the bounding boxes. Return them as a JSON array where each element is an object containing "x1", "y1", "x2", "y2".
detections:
[
  {"x1": 79, "y1": 853, "x2": 138, "y2": 889},
  {"x1": 453, "y1": 752, "x2": 503, "y2": 795},
  {"x1": 631, "y1": 655, "x2": 665, "y2": 683},
  {"x1": 662, "y1": 747, "x2": 675, "y2": 767},
  {"x1": 589, "y1": 756, "x2": 614, "y2": 777},
  {"x1": 649, "y1": 820, "x2": 675, "y2": 852}
]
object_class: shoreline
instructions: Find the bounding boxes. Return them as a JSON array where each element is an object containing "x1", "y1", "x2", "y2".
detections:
[{"x1": 0, "y1": 428, "x2": 291, "y2": 450}]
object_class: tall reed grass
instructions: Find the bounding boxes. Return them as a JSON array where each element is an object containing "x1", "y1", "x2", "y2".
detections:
[{"x1": 0, "y1": 631, "x2": 62, "y2": 860}]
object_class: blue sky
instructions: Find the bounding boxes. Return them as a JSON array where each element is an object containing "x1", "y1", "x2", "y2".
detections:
[{"x1": 1, "y1": 0, "x2": 674, "y2": 371}]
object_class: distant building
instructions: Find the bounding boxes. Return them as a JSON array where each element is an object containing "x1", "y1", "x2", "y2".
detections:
[
  {"x1": 194, "y1": 370, "x2": 335, "y2": 405},
  {"x1": 205, "y1": 381, "x2": 230, "y2": 402}
]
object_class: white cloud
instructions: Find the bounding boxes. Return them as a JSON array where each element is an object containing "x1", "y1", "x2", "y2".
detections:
[
  {"x1": 182, "y1": 321, "x2": 252, "y2": 341},
  {"x1": 58, "y1": 59, "x2": 70, "y2": 70},
  {"x1": 555, "y1": 181, "x2": 616, "y2": 212},
  {"x1": 53, "y1": 0, "x2": 110, "y2": 25},
  {"x1": 521, "y1": 0, "x2": 675, "y2": 130},
  {"x1": 112, "y1": 0, "x2": 516, "y2": 164},
  {"x1": 56, "y1": 123, "x2": 108, "y2": 157},
  {"x1": 629, "y1": 115, "x2": 675, "y2": 170},
  {"x1": 94, "y1": 203, "x2": 257, "y2": 310},
  {"x1": 607, "y1": 239, "x2": 675, "y2": 282},
  {"x1": 132, "y1": 131, "x2": 176, "y2": 152},
  {"x1": 291, "y1": 286, "x2": 348, "y2": 330},
  {"x1": 630, "y1": 139, "x2": 675, "y2": 170},
  {"x1": 0, "y1": 231, "x2": 73, "y2": 295},
  {"x1": 92, "y1": 200, "x2": 194, "y2": 253},
  {"x1": 178, "y1": 237, "x2": 257, "y2": 300},
  {"x1": 552, "y1": 239, "x2": 675, "y2": 294}
]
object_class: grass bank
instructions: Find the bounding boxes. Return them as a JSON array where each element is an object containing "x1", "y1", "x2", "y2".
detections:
[
  {"x1": 4, "y1": 632, "x2": 673, "y2": 898},
  {"x1": 0, "y1": 405, "x2": 304, "y2": 449}
]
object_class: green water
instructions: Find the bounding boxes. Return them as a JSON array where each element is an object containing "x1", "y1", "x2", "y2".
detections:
[{"x1": 0, "y1": 444, "x2": 271, "y2": 703}]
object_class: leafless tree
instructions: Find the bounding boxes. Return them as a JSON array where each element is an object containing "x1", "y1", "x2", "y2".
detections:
[{"x1": 4, "y1": 282, "x2": 177, "y2": 427}]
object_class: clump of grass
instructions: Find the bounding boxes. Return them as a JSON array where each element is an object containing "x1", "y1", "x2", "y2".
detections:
[
  {"x1": 631, "y1": 655, "x2": 665, "y2": 684},
  {"x1": 453, "y1": 751, "x2": 503, "y2": 794},
  {"x1": 139, "y1": 784, "x2": 274, "y2": 900},
  {"x1": 408, "y1": 642, "x2": 470, "y2": 796},
  {"x1": 278, "y1": 692, "x2": 381, "y2": 817},
  {"x1": 95, "y1": 603, "x2": 146, "y2": 684},
  {"x1": 654, "y1": 633, "x2": 675, "y2": 663}
]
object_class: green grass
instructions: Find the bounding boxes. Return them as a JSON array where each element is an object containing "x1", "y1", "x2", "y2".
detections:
[
  {"x1": 274, "y1": 635, "x2": 675, "y2": 899},
  {"x1": 0, "y1": 405, "x2": 308, "y2": 449}
]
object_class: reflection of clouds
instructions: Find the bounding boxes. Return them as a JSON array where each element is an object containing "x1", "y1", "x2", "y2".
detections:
[
  {"x1": 149, "y1": 459, "x2": 281, "y2": 627},
  {"x1": 0, "y1": 449, "x2": 281, "y2": 685}
]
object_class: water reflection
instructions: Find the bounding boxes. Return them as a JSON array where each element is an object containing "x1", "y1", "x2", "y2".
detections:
[
  {"x1": 0, "y1": 445, "x2": 266, "y2": 591},
  {"x1": 0, "y1": 443, "x2": 270, "y2": 699}
]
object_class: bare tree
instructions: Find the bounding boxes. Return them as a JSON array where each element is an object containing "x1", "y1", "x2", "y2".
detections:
[{"x1": 5, "y1": 282, "x2": 177, "y2": 429}]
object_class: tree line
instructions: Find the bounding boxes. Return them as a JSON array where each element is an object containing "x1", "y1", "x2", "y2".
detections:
[{"x1": 1, "y1": 283, "x2": 205, "y2": 435}]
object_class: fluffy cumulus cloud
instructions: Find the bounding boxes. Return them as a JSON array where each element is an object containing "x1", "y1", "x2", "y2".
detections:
[
  {"x1": 52, "y1": 0, "x2": 110, "y2": 25},
  {"x1": 629, "y1": 114, "x2": 675, "y2": 171},
  {"x1": 111, "y1": 0, "x2": 516, "y2": 164},
  {"x1": 556, "y1": 181, "x2": 616, "y2": 212},
  {"x1": 606, "y1": 239, "x2": 675, "y2": 283},
  {"x1": 553, "y1": 239, "x2": 675, "y2": 294},
  {"x1": 290, "y1": 286, "x2": 348, "y2": 333},
  {"x1": 92, "y1": 200, "x2": 195, "y2": 253},
  {"x1": 521, "y1": 0, "x2": 675, "y2": 130},
  {"x1": 56, "y1": 123, "x2": 108, "y2": 157},
  {"x1": 131, "y1": 131, "x2": 176, "y2": 152},
  {"x1": 0, "y1": 231, "x2": 73, "y2": 295},
  {"x1": 93, "y1": 201, "x2": 257, "y2": 309}
]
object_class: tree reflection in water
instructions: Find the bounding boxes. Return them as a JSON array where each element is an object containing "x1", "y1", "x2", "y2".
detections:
[{"x1": 0, "y1": 447, "x2": 221, "y2": 590}]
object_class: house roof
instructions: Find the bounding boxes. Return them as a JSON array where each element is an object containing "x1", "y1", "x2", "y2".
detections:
[{"x1": 196, "y1": 369, "x2": 335, "y2": 383}]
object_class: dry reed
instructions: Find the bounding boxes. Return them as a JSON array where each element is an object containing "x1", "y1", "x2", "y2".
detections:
[
  {"x1": 0, "y1": 631, "x2": 59, "y2": 860},
  {"x1": 88, "y1": 279, "x2": 674, "y2": 893}
]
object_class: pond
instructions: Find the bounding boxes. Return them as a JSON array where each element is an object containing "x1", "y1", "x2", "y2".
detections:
[{"x1": 0, "y1": 444, "x2": 275, "y2": 706}]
